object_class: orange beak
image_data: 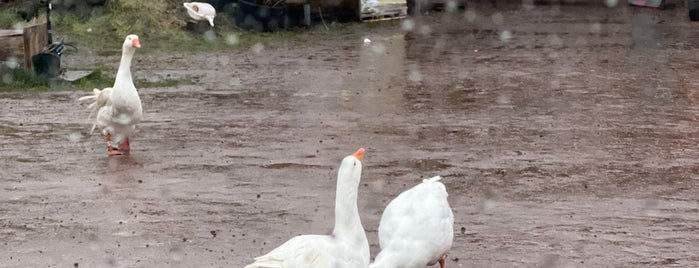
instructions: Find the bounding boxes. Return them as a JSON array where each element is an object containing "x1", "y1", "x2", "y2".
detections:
[
  {"x1": 352, "y1": 148, "x2": 365, "y2": 162},
  {"x1": 132, "y1": 38, "x2": 141, "y2": 48}
]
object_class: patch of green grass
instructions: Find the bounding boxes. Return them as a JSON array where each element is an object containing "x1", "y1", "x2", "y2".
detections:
[
  {"x1": 0, "y1": 68, "x2": 50, "y2": 91},
  {"x1": 0, "y1": 67, "x2": 195, "y2": 91}
]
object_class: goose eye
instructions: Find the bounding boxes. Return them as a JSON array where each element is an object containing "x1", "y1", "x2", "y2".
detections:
[{"x1": 353, "y1": 162, "x2": 356, "y2": 166}]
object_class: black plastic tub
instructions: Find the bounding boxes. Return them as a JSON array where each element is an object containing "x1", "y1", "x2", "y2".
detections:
[{"x1": 235, "y1": 0, "x2": 289, "y2": 32}]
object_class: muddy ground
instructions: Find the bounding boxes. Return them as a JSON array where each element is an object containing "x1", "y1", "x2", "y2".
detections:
[{"x1": 3, "y1": 2, "x2": 699, "y2": 267}]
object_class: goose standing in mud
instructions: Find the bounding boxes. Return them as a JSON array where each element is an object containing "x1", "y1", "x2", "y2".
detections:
[
  {"x1": 79, "y1": 34, "x2": 142, "y2": 156},
  {"x1": 245, "y1": 148, "x2": 370, "y2": 268},
  {"x1": 370, "y1": 176, "x2": 454, "y2": 268}
]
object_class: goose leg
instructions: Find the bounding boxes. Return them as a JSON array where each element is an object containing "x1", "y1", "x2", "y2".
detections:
[
  {"x1": 120, "y1": 138, "x2": 130, "y2": 151},
  {"x1": 106, "y1": 133, "x2": 123, "y2": 156},
  {"x1": 439, "y1": 258, "x2": 445, "y2": 268}
]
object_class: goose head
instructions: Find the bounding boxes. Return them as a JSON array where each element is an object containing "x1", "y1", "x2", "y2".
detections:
[
  {"x1": 337, "y1": 148, "x2": 364, "y2": 186},
  {"x1": 122, "y1": 34, "x2": 141, "y2": 51},
  {"x1": 184, "y1": 2, "x2": 216, "y2": 27}
]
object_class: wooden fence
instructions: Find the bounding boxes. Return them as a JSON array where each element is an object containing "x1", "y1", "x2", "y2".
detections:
[{"x1": 0, "y1": 23, "x2": 48, "y2": 70}]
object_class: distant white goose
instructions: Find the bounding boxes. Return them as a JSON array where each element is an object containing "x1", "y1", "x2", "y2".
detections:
[
  {"x1": 183, "y1": 2, "x2": 216, "y2": 27},
  {"x1": 245, "y1": 148, "x2": 370, "y2": 268},
  {"x1": 370, "y1": 176, "x2": 454, "y2": 268},
  {"x1": 79, "y1": 34, "x2": 142, "y2": 156}
]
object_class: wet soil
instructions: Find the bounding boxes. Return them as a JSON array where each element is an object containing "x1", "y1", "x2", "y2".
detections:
[{"x1": 2, "y1": 2, "x2": 699, "y2": 267}]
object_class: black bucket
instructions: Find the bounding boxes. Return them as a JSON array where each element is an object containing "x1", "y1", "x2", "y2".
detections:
[
  {"x1": 32, "y1": 52, "x2": 61, "y2": 77},
  {"x1": 235, "y1": 0, "x2": 289, "y2": 32}
]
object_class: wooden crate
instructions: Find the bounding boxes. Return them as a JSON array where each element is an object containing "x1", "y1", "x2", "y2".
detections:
[{"x1": 0, "y1": 23, "x2": 48, "y2": 70}]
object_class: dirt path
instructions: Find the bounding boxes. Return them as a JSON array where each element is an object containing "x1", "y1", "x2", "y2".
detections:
[{"x1": 2, "y1": 2, "x2": 699, "y2": 267}]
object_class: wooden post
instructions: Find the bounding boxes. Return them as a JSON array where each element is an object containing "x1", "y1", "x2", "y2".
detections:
[{"x1": 21, "y1": 23, "x2": 48, "y2": 70}]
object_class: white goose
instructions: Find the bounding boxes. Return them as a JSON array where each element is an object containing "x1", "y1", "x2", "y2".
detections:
[
  {"x1": 370, "y1": 176, "x2": 454, "y2": 268},
  {"x1": 79, "y1": 34, "x2": 142, "y2": 156},
  {"x1": 183, "y1": 2, "x2": 216, "y2": 27},
  {"x1": 245, "y1": 148, "x2": 370, "y2": 268}
]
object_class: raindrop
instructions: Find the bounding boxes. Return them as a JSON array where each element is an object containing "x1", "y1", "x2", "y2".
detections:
[
  {"x1": 464, "y1": 9, "x2": 477, "y2": 22},
  {"x1": 225, "y1": 33, "x2": 239, "y2": 46},
  {"x1": 363, "y1": 38, "x2": 371, "y2": 46},
  {"x1": 228, "y1": 77, "x2": 241, "y2": 87},
  {"x1": 496, "y1": 95, "x2": 510, "y2": 104},
  {"x1": 68, "y1": 133, "x2": 81, "y2": 143},
  {"x1": 5, "y1": 57, "x2": 20, "y2": 69},
  {"x1": 401, "y1": 18, "x2": 415, "y2": 32},
  {"x1": 203, "y1": 30, "x2": 216, "y2": 43},
  {"x1": 86, "y1": 28, "x2": 93, "y2": 33},
  {"x1": 590, "y1": 23, "x2": 602, "y2": 34},
  {"x1": 170, "y1": 246, "x2": 183, "y2": 261},
  {"x1": 500, "y1": 30, "x2": 513, "y2": 42},
  {"x1": 549, "y1": 34, "x2": 563, "y2": 47},
  {"x1": 445, "y1": 0, "x2": 458, "y2": 12},
  {"x1": 491, "y1": 13, "x2": 504, "y2": 25},
  {"x1": 408, "y1": 64, "x2": 422, "y2": 82},
  {"x1": 2, "y1": 74, "x2": 13, "y2": 85},
  {"x1": 251, "y1": 42, "x2": 265, "y2": 55},
  {"x1": 370, "y1": 42, "x2": 386, "y2": 54},
  {"x1": 604, "y1": 0, "x2": 618, "y2": 6},
  {"x1": 418, "y1": 25, "x2": 431, "y2": 36},
  {"x1": 482, "y1": 199, "x2": 496, "y2": 210}
]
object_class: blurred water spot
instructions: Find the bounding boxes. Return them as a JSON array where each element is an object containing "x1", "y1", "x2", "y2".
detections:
[
  {"x1": 401, "y1": 19, "x2": 415, "y2": 32},
  {"x1": 363, "y1": 37, "x2": 371, "y2": 46},
  {"x1": 418, "y1": 25, "x2": 432, "y2": 36},
  {"x1": 496, "y1": 95, "x2": 510, "y2": 104},
  {"x1": 229, "y1": 77, "x2": 241, "y2": 87},
  {"x1": 251, "y1": 42, "x2": 265, "y2": 55},
  {"x1": 2, "y1": 74, "x2": 13, "y2": 85},
  {"x1": 482, "y1": 199, "x2": 496, "y2": 210},
  {"x1": 549, "y1": 34, "x2": 563, "y2": 47},
  {"x1": 522, "y1": 0, "x2": 535, "y2": 10},
  {"x1": 105, "y1": 257, "x2": 117, "y2": 266},
  {"x1": 369, "y1": 178, "x2": 385, "y2": 192},
  {"x1": 465, "y1": 9, "x2": 477, "y2": 22},
  {"x1": 370, "y1": 42, "x2": 386, "y2": 54},
  {"x1": 500, "y1": 30, "x2": 513, "y2": 42},
  {"x1": 5, "y1": 57, "x2": 20, "y2": 69},
  {"x1": 86, "y1": 28, "x2": 93, "y2": 33},
  {"x1": 408, "y1": 64, "x2": 422, "y2": 82},
  {"x1": 445, "y1": 0, "x2": 458, "y2": 12},
  {"x1": 68, "y1": 132, "x2": 82, "y2": 143},
  {"x1": 590, "y1": 23, "x2": 602, "y2": 34},
  {"x1": 225, "y1": 33, "x2": 239, "y2": 46},
  {"x1": 642, "y1": 199, "x2": 659, "y2": 216},
  {"x1": 491, "y1": 13, "x2": 504, "y2": 25},
  {"x1": 170, "y1": 246, "x2": 183, "y2": 261},
  {"x1": 218, "y1": 56, "x2": 230, "y2": 66},
  {"x1": 539, "y1": 254, "x2": 559, "y2": 267},
  {"x1": 604, "y1": 0, "x2": 619, "y2": 7},
  {"x1": 203, "y1": 30, "x2": 216, "y2": 43}
]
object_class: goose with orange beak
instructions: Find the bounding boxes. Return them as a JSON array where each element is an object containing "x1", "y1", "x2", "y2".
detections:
[
  {"x1": 245, "y1": 148, "x2": 370, "y2": 268},
  {"x1": 79, "y1": 34, "x2": 143, "y2": 156}
]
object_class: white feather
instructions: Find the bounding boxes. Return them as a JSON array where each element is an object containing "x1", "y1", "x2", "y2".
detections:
[{"x1": 370, "y1": 176, "x2": 454, "y2": 268}]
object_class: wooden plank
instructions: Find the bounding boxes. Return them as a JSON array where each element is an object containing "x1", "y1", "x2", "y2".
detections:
[
  {"x1": 0, "y1": 33, "x2": 24, "y2": 65},
  {"x1": 22, "y1": 23, "x2": 47, "y2": 69}
]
